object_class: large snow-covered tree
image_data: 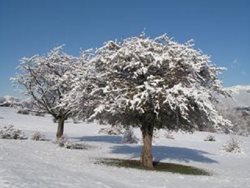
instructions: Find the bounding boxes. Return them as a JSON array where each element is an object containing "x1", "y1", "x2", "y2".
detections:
[
  {"x1": 12, "y1": 46, "x2": 78, "y2": 139},
  {"x1": 81, "y1": 34, "x2": 231, "y2": 169}
]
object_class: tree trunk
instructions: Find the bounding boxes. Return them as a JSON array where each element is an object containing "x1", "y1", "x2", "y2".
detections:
[
  {"x1": 140, "y1": 125, "x2": 154, "y2": 169},
  {"x1": 56, "y1": 117, "x2": 64, "y2": 139}
]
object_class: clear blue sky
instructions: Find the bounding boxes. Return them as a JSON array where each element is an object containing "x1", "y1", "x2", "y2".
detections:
[{"x1": 0, "y1": 0, "x2": 249, "y2": 97}]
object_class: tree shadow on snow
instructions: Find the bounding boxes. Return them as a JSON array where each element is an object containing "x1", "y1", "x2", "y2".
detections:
[
  {"x1": 71, "y1": 135, "x2": 122, "y2": 144},
  {"x1": 111, "y1": 145, "x2": 218, "y2": 164}
]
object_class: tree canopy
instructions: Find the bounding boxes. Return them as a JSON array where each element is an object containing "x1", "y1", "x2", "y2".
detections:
[
  {"x1": 12, "y1": 46, "x2": 78, "y2": 138},
  {"x1": 84, "y1": 34, "x2": 230, "y2": 132},
  {"x1": 65, "y1": 34, "x2": 232, "y2": 168}
]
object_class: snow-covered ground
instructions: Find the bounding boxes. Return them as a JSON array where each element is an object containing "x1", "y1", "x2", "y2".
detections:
[{"x1": 0, "y1": 107, "x2": 250, "y2": 188}]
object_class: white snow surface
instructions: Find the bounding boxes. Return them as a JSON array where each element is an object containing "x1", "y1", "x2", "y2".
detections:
[{"x1": 0, "y1": 107, "x2": 250, "y2": 188}]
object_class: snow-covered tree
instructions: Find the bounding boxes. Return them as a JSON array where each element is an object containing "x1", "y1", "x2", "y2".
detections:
[
  {"x1": 12, "y1": 46, "x2": 78, "y2": 139},
  {"x1": 82, "y1": 34, "x2": 231, "y2": 169},
  {"x1": 60, "y1": 50, "x2": 101, "y2": 121}
]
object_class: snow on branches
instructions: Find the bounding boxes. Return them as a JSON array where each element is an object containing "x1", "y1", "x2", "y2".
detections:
[
  {"x1": 87, "y1": 34, "x2": 231, "y2": 132},
  {"x1": 12, "y1": 46, "x2": 79, "y2": 138},
  {"x1": 12, "y1": 34, "x2": 232, "y2": 169},
  {"x1": 12, "y1": 46, "x2": 76, "y2": 117},
  {"x1": 12, "y1": 34, "x2": 232, "y2": 140}
]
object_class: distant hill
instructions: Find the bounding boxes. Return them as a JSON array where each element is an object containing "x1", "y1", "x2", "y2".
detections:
[
  {"x1": 217, "y1": 85, "x2": 250, "y2": 135},
  {"x1": 0, "y1": 96, "x2": 19, "y2": 107},
  {"x1": 225, "y1": 85, "x2": 250, "y2": 108}
]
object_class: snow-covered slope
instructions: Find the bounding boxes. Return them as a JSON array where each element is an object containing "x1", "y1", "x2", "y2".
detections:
[
  {"x1": 0, "y1": 107, "x2": 250, "y2": 188},
  {"x1": 222, "y1": 85, "x2": 250, "y2": 108}
]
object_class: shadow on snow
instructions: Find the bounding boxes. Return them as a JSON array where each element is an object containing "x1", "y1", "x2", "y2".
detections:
[
  {"x1": 111, "y1": 145, "x2": 218, "y2": 164},
  {"x1": 71, "y1": 135, "x2": 217, "y2": 164},
  {"x1": 71, "y1": 135, "x2": 122, "y2": 144}
]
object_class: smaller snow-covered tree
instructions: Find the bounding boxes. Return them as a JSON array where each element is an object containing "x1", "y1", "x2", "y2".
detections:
[
  {"x1": 12, "y1": 46, "x2": 78, "y2": 139},
  {"x1": 84, "y1": 34, "x2": 231, "y2": 168}
]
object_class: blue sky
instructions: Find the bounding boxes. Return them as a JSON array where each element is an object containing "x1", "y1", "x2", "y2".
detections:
[{"x1": 0, "y1": 0, "x2": 249, "y2": 97}]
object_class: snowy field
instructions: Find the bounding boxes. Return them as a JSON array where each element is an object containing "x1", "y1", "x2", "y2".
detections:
[{"x1": 0, "y1": 107, "x2": 250, "y2": 188}]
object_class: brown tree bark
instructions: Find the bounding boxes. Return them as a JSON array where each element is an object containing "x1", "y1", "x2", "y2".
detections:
[
  {"x1": 56, "y1": 117, "x2": 65, "y2": 139},
  {"x1": 140, "y1": 125, "x2": 154, "y2": 169}
]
